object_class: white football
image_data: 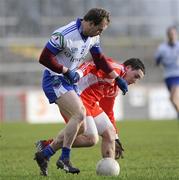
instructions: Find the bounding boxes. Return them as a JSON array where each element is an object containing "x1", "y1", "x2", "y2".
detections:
[{"x1": 96, "y1": 157, "x2": 120, "y2": 176}]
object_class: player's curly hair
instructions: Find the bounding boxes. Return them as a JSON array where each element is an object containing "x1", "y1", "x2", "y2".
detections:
[
  {"x1": 123, "y1": 58, "x2": 145, "y2": 75},
  {"x1": 83, "y1": 8, "x2": 110, "y2": 25}
]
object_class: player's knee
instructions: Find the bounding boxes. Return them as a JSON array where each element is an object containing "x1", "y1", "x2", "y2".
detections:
[
  {"x1": 87, "y1": 135, "x2": 99, "y2": 146},
  {"x1": 75, "y1": 106, "x2": 86, "y2": 123}
]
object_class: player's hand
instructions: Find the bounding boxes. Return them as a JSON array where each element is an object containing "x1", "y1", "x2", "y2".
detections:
[
  {"x1": 115, "y1": 76, "x2": 128, "y2": 95},
  {"x1": 63, "y1": 69, "x2": 80, "y2": 84},
  {"x1": 115, "y1": 139, "x2": 124, "y2": 159}
]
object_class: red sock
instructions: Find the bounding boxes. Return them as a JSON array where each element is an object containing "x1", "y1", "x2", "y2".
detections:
[{"x1": 44, "y1": 139, "x2": 53, "y2": 146}]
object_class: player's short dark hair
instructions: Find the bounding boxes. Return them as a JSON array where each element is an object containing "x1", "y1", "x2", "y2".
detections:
[
  {"x1": 83, "y1": 8, "x2": 110, "y2": 25},
  {"x1": 123, "y1": 58, "x2": 145, "y2": 74}
]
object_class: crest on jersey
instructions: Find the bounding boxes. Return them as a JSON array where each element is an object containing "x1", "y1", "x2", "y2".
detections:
[{"x1": 51, "y1": 32, "x2": 66, "y2": 49}]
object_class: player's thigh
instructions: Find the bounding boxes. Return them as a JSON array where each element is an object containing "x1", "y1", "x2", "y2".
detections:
[
  {"x1": 170, "y1": 86, "x2": 179, "y2": 103},
  {"x1": 84, "y1": 116, "x2": 98, "y2": 136},
  {"x1": 83, "y1": 116, "x2": 99, "y2": 144},
  {"x1": 94, "y1": 112, "x2": 115, "y2": 136},
  {"x1": 56, "y1": 90, "x2": 85, "y2": 119}
]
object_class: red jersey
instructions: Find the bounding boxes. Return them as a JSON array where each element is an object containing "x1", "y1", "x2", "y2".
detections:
[{"x1": 77, "y1": 58, "x2": 126, "y2": 132}]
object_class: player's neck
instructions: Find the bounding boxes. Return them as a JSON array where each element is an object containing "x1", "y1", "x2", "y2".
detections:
[
  {"x1": 168, "y1": 40, "x2": 176, "y2": 47},
  {"x1": 80, "y1": 20, "x2": 89, "y2": 40}
]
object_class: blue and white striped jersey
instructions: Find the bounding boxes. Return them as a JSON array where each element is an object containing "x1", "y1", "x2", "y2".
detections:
[
  {"x1": 45, "y1": 18, "x2": 100, "y2": 75},
  {"x1": 155, "y1": 41, "x2": 179, "y2": 78}
]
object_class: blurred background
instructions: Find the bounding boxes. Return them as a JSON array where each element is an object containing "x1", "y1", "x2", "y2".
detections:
[{"x1": 0, "y1": 0, "x2": 179, "y2": 122}]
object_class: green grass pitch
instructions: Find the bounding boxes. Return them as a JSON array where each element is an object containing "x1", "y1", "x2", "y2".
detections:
[{"x1": 1, "y1": 120, "x2": 179, "y2": 180}]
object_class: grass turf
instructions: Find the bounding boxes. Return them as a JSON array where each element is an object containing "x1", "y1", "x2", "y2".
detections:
[{"x1": 0, "y1": 120, "x2": 179, "y2": 180}]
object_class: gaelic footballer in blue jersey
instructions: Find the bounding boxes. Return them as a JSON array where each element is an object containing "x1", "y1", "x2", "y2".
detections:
[
  {"x1": 155, "y1": 26, "x2": 179, "y2": 119},
  {"x1": 34, "y1": 8, "x2": 128, "y2": 176}
]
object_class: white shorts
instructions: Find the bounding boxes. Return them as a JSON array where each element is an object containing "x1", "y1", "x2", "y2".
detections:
[
  {"x1": 84, "y1": 112, "x2": 114, "y2": 136},
  {"x1": 42, "y1": 70, "x2": 79, "y2": 103}
]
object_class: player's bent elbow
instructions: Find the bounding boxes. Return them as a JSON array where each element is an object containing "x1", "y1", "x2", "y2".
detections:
[{"x1": 39, "y1": 57, "x2": 43, "y2": 64}]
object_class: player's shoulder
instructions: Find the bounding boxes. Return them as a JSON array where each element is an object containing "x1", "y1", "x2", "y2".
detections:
[
  {"x1": 52, "y1": 20, "x2": 77, "y2": 36},
  {"x1": 106, "y1": 58, "x2": 124, "y2": 74},
  {"x1": 176, "y1": 41, "x2": 179, "y2": 47},
  {"x1": 106, "y1": 57, "x2": 121, "y2": 68},
  {"x1": 158, "y1": 42, "x2": 169, "y2": 51}
]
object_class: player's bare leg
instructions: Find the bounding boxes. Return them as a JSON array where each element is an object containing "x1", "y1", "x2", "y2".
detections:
[
  {"x1": 55, "y1": 91, "x2": 85, "y2": 147},
  {"x1": 49, "y1": 134, "x2": 98, "y2": 151},
  {"x1": 69, "y1": 116, "x2": 99, "y2": 147},
  {"x1": 52, "y1": 112, "x2": 98, "y2": 150},
  {"x1": 36, "y1": 115, "x2": 99, "y2": 152},
  {"x1": 34, "y1": 91, "x2": 85, "y2": 175},
  {"x1": 101, "y1": 127, "x2": 116, "y2": 159},
  {"x1": 73, "y1": 134, "x2": 98, "y2": 147},
  {"x1": 170, "y1": 86, "x2": 179, "y2": 119},
  {"x1": 93, "y1": 112, "x2": 116, "y2": 159},
  {"x1": 50, "y1": 123, "x2": 98, "y2": 150},
  {"x1": 54, "y1": 91, "x2": 85, "y2": 174},
  {"x1": 49, "y1": 129, "x2": 64, "y2": 151}
]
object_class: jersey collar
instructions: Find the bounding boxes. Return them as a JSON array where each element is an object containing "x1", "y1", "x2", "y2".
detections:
[
  {"x1": 167, "y1": 41, "x2": 176, "y2": 47},
  {"x1": 76, "y1": 18, "x2": 88, "y2": 42}
]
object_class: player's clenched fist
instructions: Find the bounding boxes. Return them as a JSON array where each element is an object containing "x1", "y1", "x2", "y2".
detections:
[{"x1": 63, "y1": 70, "x2": 80, "y2": 84}]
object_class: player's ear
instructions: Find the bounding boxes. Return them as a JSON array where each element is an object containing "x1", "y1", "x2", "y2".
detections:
[{"x1": 125, "y1": 65, "x2": 132, "y2": 71}]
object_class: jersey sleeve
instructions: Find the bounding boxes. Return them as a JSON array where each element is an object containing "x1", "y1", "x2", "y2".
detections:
[
  {"x1": 90, "y1": 36, "x2": 102, "y2": 54},
  {"x1": 89, "y1": 36, "x2": 113, "y2": 74},
  {"x1": 46, "y1": 32, "x2": 66, "y2": 55},
  {"x1": 99, "y1": 96, "x2": 118, "y2": 133},
  {"x1": 39, "y1": 47, "x2": 63, "y2": 73}
]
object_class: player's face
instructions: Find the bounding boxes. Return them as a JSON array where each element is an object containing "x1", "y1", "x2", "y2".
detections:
[
  {"x1": 84, "y1": 19, "x2": 109, "y2": 37},
  {"x1": 167, "y1": 28, "x2": 178, "y2": 43},
  {"x1": 124, "y1": 66, "x2": 144, "y2": 85}
]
